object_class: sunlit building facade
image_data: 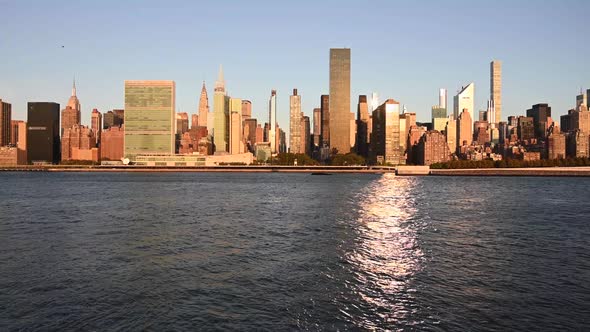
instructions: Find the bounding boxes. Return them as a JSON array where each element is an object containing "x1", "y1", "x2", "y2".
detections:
[{"x1": 124, "y1": 80, "x2": 175, "y2": 159}]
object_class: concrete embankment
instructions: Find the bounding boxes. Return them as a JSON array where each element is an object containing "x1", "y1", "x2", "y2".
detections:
[
  {"x1": 0, "y1": 165, "x2": 396, "y2": 174},
  {"x1": 430, "y1": 167, "x2": 590, "y2": 176}
]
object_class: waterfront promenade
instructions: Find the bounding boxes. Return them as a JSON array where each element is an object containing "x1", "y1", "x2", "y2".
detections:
[{"x1": 2, "y1": 165, "x2": 590, "y2": 176}]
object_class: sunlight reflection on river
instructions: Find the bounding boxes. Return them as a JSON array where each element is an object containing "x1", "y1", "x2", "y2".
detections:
[{"x1": 343, "y1": 174, "x2": 423, "y2": 329}]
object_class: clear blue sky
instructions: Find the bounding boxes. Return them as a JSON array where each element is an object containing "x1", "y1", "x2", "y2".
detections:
[{"x1": 1, "y1": 0, "x2": 589, "y2": 130}]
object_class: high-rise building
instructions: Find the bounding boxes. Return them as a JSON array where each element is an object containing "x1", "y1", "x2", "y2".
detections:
[
  {"x1": 278, "y1": 127, "x2": 287, "y2": 153},
  {"x1": 350, "y1": 112, "x2": 356, "y2": 150},
  {"x1": 456, "y1": 109, "x2": 473, "y2": 148},
  {"x1": 491, "y1": 60, "x2": 502, "y2": 124},
  {"x1": 474, "y1": 121, "x2": 490, "y2": 145},
  {"x1": 566, "y1": 130, "x2": 589, "y2": 158},
  {"x1": 547, "y1": 131, "x2": 566, "y2": 160},
  {"x1": 289, "y1": 89, "x2": 302, "y2": 154},
  {"x1": 431, "y1": 106, "x2": 447, "y2": 132},
  {"x1": 571, "y1": 109, "x2": 590, "y2": 134},
  {"x1": 27, "y1": 102, "x2": 60, "y2": 164},
  {"x1": 576, "y1": 89, "x2": 587, "y2": 108},
  {"x1": 268, "y1": 89, "x2": 277, "y2": 153},
  {"x1": 103, "y1": 111, "x2": 115, "y2": 129},
  {"x1": 176, "y1": 112, "x2": 189, "y2": 135},
  {"x1": 453, "y1": 83, "x2": 475, "y2": 127},
  {"x1": 356, "y1": 95, "x2": 369, "y2": 157},
  {"x1": 191, "y1": 114, "x2": 198, "y2": 129},
  {"x1": 302, "y1": 115, "x2": 311, "y2": 156},
  {"x1": 61, "y1": 124, "x2": 97, "y2": 161},
  {"x1": 91, "y1": 109, "x2": 102, "y2": 145},
  {"x1": 113, "y1": 109, "x2": 124, "y2": 126},
  {"x1": 329, "y1": 48, "x2": 351, "y2": 154},
  {"x1": 10, "y1": 120, "x2": 24, "y2": 146},
  {"x1": 445, "y1": 115, "x2": 457, "y2": 154},
  {"x1": 229, "y1": 98, "x2": 243, "y2": 154},
  {"x1": 124, "y1": 80, "x2": 175, "y2": 158},
  {"x1": 371, "y1": 99, "x2": 401, "y2": 165},
  {"x1": 0, "y1": 99, "x2": 11, "y2": 146},
  {"x1": 255, "y1": 124, "x2": 264, "y2": 145},
  {"x1": 61, "y1": 80, "x2": 81, "y2": 136},
  {"x1": 486, "y1": 100, "x2": 495, "y2": 127},
  {"x1": 479, "y1": 110, "x2": 487, "y2": 122},
  {"x1": 416, "y1": 130, "x2": 451, "y2": 166},
  {"x1": 100, "y1": 126, "x2": 124, "y2": 161},
  {"x1": 517, "y1": 116, "x2": 535, "y2": 141},
  {"x1": 320, "y1": 95, "x2": 329, "y2": 147},
  {"x1": 526, "y1": 103, "x2": 552, "y2": 139},
  {"x1": 213, "y1": 66, "x2": 229, "y2": 153},
  {"x1": 313, "y1": 108, "x2": 321, "y2": 148},
  {"x1": 198, "y1": 81, "x2": 209, "y2": 127},
  {"x1": 244, "y1": 118, "x2": 257, "y2": 148},
  {"x1": 241, "y1": 100, "x2": 252, "y2": 120},
  {"x1": 439, "y1": 88, "x2": 447, "y2": 110}
]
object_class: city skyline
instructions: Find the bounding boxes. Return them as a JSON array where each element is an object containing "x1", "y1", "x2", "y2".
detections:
[{"x1": 1, "y1": 1, "x2": 589, "y2": 130}]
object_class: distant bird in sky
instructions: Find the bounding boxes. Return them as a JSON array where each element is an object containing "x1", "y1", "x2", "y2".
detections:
[{"x1": 61, "y1": 45, "x2": 64, "y2": 48}]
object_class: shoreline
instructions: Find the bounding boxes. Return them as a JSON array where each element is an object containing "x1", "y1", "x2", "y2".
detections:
[
  {"x1": 430, "y1": 167, "x2": 590, "y2": 176},
  {"x1": 2, "y1": 165, "x2": 590, "y2": 176},
  {"x1": 0, "y1": 165, "x2": 395, "y2": 174}
]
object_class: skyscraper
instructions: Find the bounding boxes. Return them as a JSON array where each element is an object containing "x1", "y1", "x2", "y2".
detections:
[
  {"x1": 491, "y1": 60, "x2": 502, "y2": 124},
  {"x1": 229, "y1": 98, "x2": 243, "y2": 155},
  {"x1": 431, "y1": 106, "x2": 447, "y2": 132},
  {"x1": 320, "y1": 95, "x2": 329, "y2": 147},
  {"x1": 241, "y1": 100, "x2": 252, "y2": 120},
  {"x1": 371, "y1": 99, "x2": 401, "y2": 165},
  {"x1": 356, "y1": 95, "x2": 369, "y2": 157},
  {"x1": 101, "y1": 126, "x2": 124, "y2": 161},
  {"x1": 268, "y1": 89, "x2": 277, "y2": 153},
  {"x1": 576, "y1": 91, "x2": 587, "y2": 108},
  {"x1": 124, "y1": 80, "x2": 175, "y2": 158},
  {"x1": 91, "y1": 108, "x2": 102, "y2": 145},
  {"x1": 313, "y1": 108, "x2": 321, "y2": 148},
  {"x1": 456, "y1": 109, "x2": 473, "y2": 148},
  {"x1": 191, "y1": 114, "x2": 198, "y2": 129},
  {"x1": 103, "y1": 111, "x2": 115, "y2": 129},
  {"x1": 547, "y1": 130, "x2": 566, "y2": 160},
  {"x1": 416, "y1": 130, "x2": 451, "y2": 166},
  {"x1": 61, "y1": 125, "x2": 97, "y2": 161},
  {"x1": 453, "y1": 83, "x2": 475, "y2": 127},
  {"x1": 526, "y1": 103, "x2": 551, "y2": 138},
  {"x1": 214, "y1": 66, "x2": 229, "y2": 153},
  {"x1": 445, "y1": 115, "x2": 456, "y2": 154},
  {"x1": 486, "y1": 100, "x2": 495, "y2": 128},
  {"x1": 198, "y1": 81, "x2": 209, "y2": 127},
  {"x1": 289, "y1": 89, "x2": 302, "y2": 154},
  {"x1": 0, "y1": 99, "x2": 11, "y2": 146},
  {"x1": 176, "y1": 112, "x2": 189, "y2": 135},
  {"x1": 10, "y1": 120, "x2": 23, "y2": 146},
  {"x1": 61, "y1": 80, "x2": 81, "y2": 136},
  {"x1": 302, "y1": 115, "x2": 311, "y2": 156},
  {"x1": 329, "y1": 48, "x2": 351, "y2": 154},
  {"x1": 27, "y1": 102, "x2": 60, "y2": 164},
  {"x1": 439, "y1": 88, "x2": 447, "y2": 110}
]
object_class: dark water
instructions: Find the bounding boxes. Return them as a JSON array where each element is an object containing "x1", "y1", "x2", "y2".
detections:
[{"x1": 1, "y1": 172, "x2": 589, "y2": 331}]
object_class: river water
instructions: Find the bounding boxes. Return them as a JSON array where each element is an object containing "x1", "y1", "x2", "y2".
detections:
[{"x1": 1, "y1": 172, "x2": 589, "y2": 331}]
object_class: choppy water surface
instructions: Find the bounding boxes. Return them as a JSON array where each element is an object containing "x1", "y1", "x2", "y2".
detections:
[{"x1": 1, "y1": 172, "x2": 589, "y2": 331}]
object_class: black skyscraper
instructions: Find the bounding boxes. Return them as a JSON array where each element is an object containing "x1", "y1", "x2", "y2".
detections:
[
  {"x1": 27, "y1": 102, "x2": 60, "y2": 164},
  {"x1": 526, "y1": 103, "x2": 552, "y2": 139}
]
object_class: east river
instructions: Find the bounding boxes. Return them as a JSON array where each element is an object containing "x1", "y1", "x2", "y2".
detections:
[{"x1": 1, "y1": 172, "x2": 589, "y2": 330}]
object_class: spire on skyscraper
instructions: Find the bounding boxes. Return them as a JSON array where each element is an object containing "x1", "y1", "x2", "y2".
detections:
[
  {"x1": 215, "y1": 65, "x2": 225, "y2": 93},
  {"x1": 198, "y1": 81, "x2": 209, "y2": 127},
  {"x1": 67, "y1": 77, "x2": 80, "y2": 111}
]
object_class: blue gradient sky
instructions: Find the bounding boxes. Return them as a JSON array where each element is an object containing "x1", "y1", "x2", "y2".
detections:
[{"x1": 1, "y1": 0, "x2": 589, "y2": 129}]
